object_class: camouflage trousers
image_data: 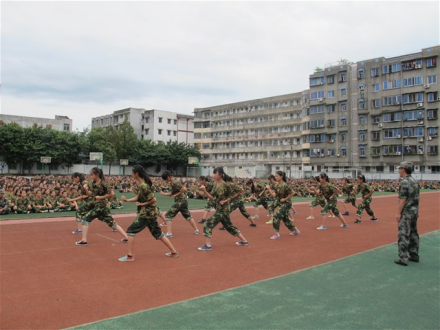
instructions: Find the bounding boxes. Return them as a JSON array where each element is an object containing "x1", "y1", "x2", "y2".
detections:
[
  {"x1": 398, "y1": 212, "x2": 419, "y2": 263},
  {"x1": 273, "y1": 201, "x2": 297, "y2": 232},
  {"x1": 343, "y1": 195, "x2": 357, "y2": 207},
  {"x1": 165, "y1": 200, "x2": 192, "y2": 221},
  {"x1": 203, "y1": 199, "x2": 216, "y2": 211},
  {"x1": 268, "y1": 199, "x2": 281, "y2": 217},
  {"x1": 230, "y1": 199, "x2": 251, "y2": 219},
  {"x1": 82, "y1": 205, "x2": 117, "y2": 229},
  {"x1": 310, "y1": 197, "x2": 326, "y2": 208},
  {"x1": 127, "y1": 214, "x2": 164, "y2": 240},
  {"x1": 76, "y1": 201, "x2": 94, "y2": 222},
  {"x1": 33, "y1": 207, "x2": 48, "y2": 213},
  {"x1": 203, "y1": 210, "x2": 240, "y2": 238},
  {"x1": 356, "y1": 197, "x2": 374, "y2": 217},
  {"x1": 0, "y1": 207, "x2": 11, "y2": 215},
  {"x1": 254, "y1": 197, "x2": 269, "y2": 210},
  {"x1": 321, "y1": 198, "x2": 341, "y2": 216}
]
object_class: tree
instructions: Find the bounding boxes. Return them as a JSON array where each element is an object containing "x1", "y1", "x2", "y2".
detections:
[{"x1": 86, "y1": 127, "x2": 117, "y2": 174}]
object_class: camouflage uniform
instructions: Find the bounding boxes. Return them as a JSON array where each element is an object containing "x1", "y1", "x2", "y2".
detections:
[
  {"x1": 319, "y1": 183, "x2": 341, "y2": 216},
  {"x1": 253, "y1": 185, "x2": 269, "y2": 210},
  {"x1": 204, "y1": 182, "x2": 240, "y2": 238},
  {"x1": 273, "y1": 182, "x2": 298, "y2": 232},
  {"x1": 228, "y1": 182, "x2": 252, "y2": 219},
  {"x1": 397, "y1": 175, "x2": 420, "y2": 263},
  {"x1": 342, "y1": 184, "x2": 357, "y2": 207},
  {"x1": 15, "y1": 197, "x2": 31, "y2": 213},
  {"x1": 55, "y1": 196, "x2": 71, "y2": 212},
  {"x1": 0, "y1": 197, "x2": 11, "y2": 215},
  {"x1": 76, "y1": 182, "x2": 94, "y2": 222},
  {"x1": 268, "y1": 183, "x2": 280, "y2": 216},
  {"x1": 309, "y1": 185, "x2": 326, "y2": 208},
  {"x1": 356, "y1": 183, "x2": 375, "y2": 217},
  {"x1": 127, "y1": 181, "x2": 164, "y2": 239},
  {"x1": 203, "y1": 182, "x2": 216, "y2": 211},
  {"x1": 82, "y1": 181, "x2": 117, "y2": 229},
  {"x1": 164, "y1": 179, "x2": 192, "y2": 221},
  {"x1": 32, "y1": 197, "x2": 48, "y2": 213}
]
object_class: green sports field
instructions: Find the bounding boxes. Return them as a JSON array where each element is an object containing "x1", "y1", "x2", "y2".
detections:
[
  {"x1": 0, "y1": 190, "x2": 419, "y2": 221},
  {"x1": 70, "y1": 230, "x2": 440, "y2": 330}
]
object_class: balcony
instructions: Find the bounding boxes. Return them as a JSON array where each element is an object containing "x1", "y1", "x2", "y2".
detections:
[{"x1": 428, "y1": 151, "x2": 438, "y2": 156}]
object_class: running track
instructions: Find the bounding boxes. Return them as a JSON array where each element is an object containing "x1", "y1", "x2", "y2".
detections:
[{"x1": 1, "y1": 192, "x2": 439, "y2": 329}]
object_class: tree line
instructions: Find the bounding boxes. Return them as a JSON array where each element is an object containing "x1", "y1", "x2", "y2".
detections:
[{"x1": 0, "y1": 119, "x2": 201, "y2": 174}]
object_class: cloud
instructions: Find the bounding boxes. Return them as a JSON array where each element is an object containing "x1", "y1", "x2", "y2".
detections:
[{"x1": 2, "y1": 1, "x2": 439, "y2": 130}]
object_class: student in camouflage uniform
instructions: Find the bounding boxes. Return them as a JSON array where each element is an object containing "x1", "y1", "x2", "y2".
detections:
[
  {"x1": 160, "y1": 171, "x2": 199, "y2": 238},
  {"x1": 196, "y1": 176, "x2": 215, "y2": 224},
  {"x1": 266, "y1": 175, "x2": 279, "y2": 225},
  {"x1": 46, "y1": 191, "x2": 58, "y2": 213},
  {"x1": 395, "y1": 161, "x2": 420, "y2": 266},
  {"x1": 339, "y1": 178, "x2": 357, "y2": 216},
  {"x1": 198, "y1": 167, "x2": 249, "y2": 251},
  {"x1": 316, "y1": 173, "x2": 348, "y2": 230},
  {"x1": 68, "y1": 173, "x2": 92, "y2": 234},
  {"x1": 306, "y1": 177, "x2": 326, "y2": 220},
  {"x1": 109, "y1": 195, "x2": 123, "y2": 209},
  {"x1": 118, "y1": 165, "x2": 179, "y2": 261},
  {"x1": 75, "y1": 168, "x2": 128, "y2": 246},
  {"x1": 265, "y1": 171, "x2": 300, "y2": 239},
  {"x1": 221, "y1": 176, "x2": 256, "y2": 229},
  {"x1": 0, "y1": 189, "x2": 11, "y2": 215},
  {"x1": 246, "y1": 179, "x2": 268, "y2": 220},
  {"x1": 55, "y1": 191, "x2": 71, "y2": 212},
  {"x1": 32, "y1": 190, "x2": 48, "y2": 213},
  {"x1": 353, "y1": 175, "x2": 378, "y2": 224},
  {"x1": 13, "y1": 191, "x2": 32, "y2": 214}
]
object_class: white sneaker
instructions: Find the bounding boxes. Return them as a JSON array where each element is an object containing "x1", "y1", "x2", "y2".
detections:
[
  {"x1": 194, "y1": 230, "x2": 199, "y2": 235},
  {"x1": 165, "y1": 233, "x2": 173, "y2": 238}
]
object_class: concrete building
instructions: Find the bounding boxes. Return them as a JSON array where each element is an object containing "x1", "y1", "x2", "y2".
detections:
[
  {"x1": 194, "y1": 46, "x2": 440, "y2": 179},
  {"x1": 193, "y1": 91, "x2": 309, "y2": 178},
  {"x1": 0, "y1": 114, "x2": 72, "y2": 132},
  {"x1": 91, "y1": 108, "x2": 194, "y2": 144}
]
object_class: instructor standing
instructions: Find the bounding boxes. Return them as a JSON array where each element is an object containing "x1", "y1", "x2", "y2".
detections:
[{"x1": 395, "y1": 161, "x2": 420, "y2": 266}]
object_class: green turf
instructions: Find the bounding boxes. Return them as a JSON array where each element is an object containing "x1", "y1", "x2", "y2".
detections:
[
  {"x1": 70, "y1": 231, "x2": 440, "y2": 330},
  {"x1": 1, "y1": 190, "x2": 435, "y2": 220}
]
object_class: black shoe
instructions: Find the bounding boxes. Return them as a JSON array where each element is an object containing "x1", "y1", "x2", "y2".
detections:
[
  {"x1": 198, "y1": 219, "x2": 206, "y2": 224},
  {"x1": 409, "y1": 256, "x2": 419, "y2": 262},
  {"x1": 354, "y1": 219, "x2": 362, "y2": 224},
  {"x1": 370, "y1": 217, "x2": 378, "y2": 221},
  {"x1": 219, "y1": 227, "x2": 226, "y2": 231},
  {"x1": 75, "y1": 241, "x2": 88, "y2": 246},
  {"x1": 250, "y1": 223, "x2": 257, "y2": 227},
  {"x1": 394, "y1": 259, "x2": 407, "y2": 266}
]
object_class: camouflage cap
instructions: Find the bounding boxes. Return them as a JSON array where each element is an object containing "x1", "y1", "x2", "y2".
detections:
[{"x1": 397, "y1": 161, "x2": 414, "y2": 172}]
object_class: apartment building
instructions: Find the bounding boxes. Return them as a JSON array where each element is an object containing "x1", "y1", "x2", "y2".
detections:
[
  {"x1": 194, "y1": 46, "x2": 439, "y2": 179},
  {"x1": 355, "y1": 46, "x2": 440, "y2": 177},
  {"x1": 193, "y1": 91, "x2": 309, "y2": 178},
  {"x1": 92, "y1": 108, "x2": 194, "y2": 144},
  {"x1": 0, "y1": 114, "x2": 72, "y2": 132}
]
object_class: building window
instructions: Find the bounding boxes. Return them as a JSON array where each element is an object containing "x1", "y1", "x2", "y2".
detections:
[
  {"x1": 359, "y1": 146, "x2": 366, "y2": 157},
  {"x1": 167, "y1": 119, "x2": 172, "y2": 124},
  {"x1": 427, "y1": 92, "x2": 438, "y2": 102},
  {"x1": 427, "y1": 58, "x2": 437, "y2": 67},
  {"x1": 310, "y1": 76, "x2": 325, "y2": 86},
  {"x1": 327, "y1": 75, "x2": 335, "y2": 84},
  {"x1": 167, "y1": 130, "x2": 171, "y2": 136},
  {"x1": 174, "y1": 119, "x2": 177, "y2": 125},
  {"x1": 427, "y1": 75, "x2": 437, "y2": 85},
  {"x1": 328, "y1": 91, "x2": 335, "y2": 98},
  {"x1": 428, "y1": 110, "x2": 438, "y2": 120},
  {"x1": 145, "y1": 128, "x2": 149, "y2": 135},
  {"x1": 358, "y1": 68, "x2": 364, "y2": 79},
  {"x1": 373, "y1": 83, "x2": 380, "y2": 92},
  {"x1": 340, "y1": 87, "x2": 347, "y2": 97},
  {"x1": 372, "y1": 131, "x2": 381, "y2": 141},
  {"x1": 339, "y1": 72, "x2": 347, "y2": 82},
  {"x1": 8, "y1": 163, "x2": 17, "y2": 170},
  {"x1": 341, "y1": 147, "x2": 347, "y2": 157},
  {"x1": 341, "y1": 132, "x2": 347, "y2": 142},
  {"x1": 370, "y1": 68, "x2": 379, "y2": 77},
  {"x1": 358, "y1": 99, "x2": 366, "y2": 110},
  {"x1": 359, "y1": 116, "x2": 367, "y2": 125},
  {"x1": 158, "y1": 129, "x2": 162, "y2": 135},
  {"x1": 158, "y1": 117, "x2": 163, "y2": 123},
  {"x1": 359, "y1": 131, "x2": 366, "y2": 141},
  {"x1": 340, "y1": 102, "x2": 347, "y2": 111},
  {"x1": 173, "y1": 131, "x2": 177, "y2": 136},
  {"x1": 327, "y1": 104, "x2": 335, "y2": 113},
  {"x1": 390, "y1": 165, "x2": 395, "y2": 172},
  {"x1": 372, "y1": 99, "x2": 381, "y2": 108},
  {"x1": 376, "y1": 166, "x2": 384, "y2": 173}
]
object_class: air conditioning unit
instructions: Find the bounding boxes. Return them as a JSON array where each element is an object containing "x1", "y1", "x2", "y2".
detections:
[
  {"x1": 337, "y1": 154, "x2": 340, "y2": 157},
  {"x1": 437, "y1": 97, "x2": 440, "y2": 101},
  {"x1": 428, "y1": 136, "x2": 433, "y2": 141},
  {"x1": 418, "y1": 151, "x2": 424, "y2": 155},
  {"x1": 359, "y1": 86, "x2": 365, "y2": 91},
  {"x1": 320, "y1": 154, "x2": 325, "y2": 157},
  {"x1": 318, "y1": 81, "x2": 324, "y2": 85},
  {"x1": 415, "y1": 64, "x2": 422, "y2": 69},
  {"x1": 418, "y1": 121, "x2": 424, "y2": 125},
  {"x1": 417, "y1": 103, "x2": 423, "y2": 108},
  {"x1": 424, "y1": 84, "x2": 430, "y2": 89},
  {"x1": 378, "y1": 124, "x2": 383, "y2": 128},
  {"x1": 396, "y1": 152, "x2": 402, "y2": 155},
  {"x1": 329, "y1": 139, "x2": 335, "y2": 143},
  {"x1": 396, "y1": 135, "x2": 401, "y2": 138},
  {"x1": 318, "y1": 98, "x2": 324, "y2": 102},
  {"x1": 419, "y1": 138, "x2": 424, "y2": 142},
  {"x1": 395, "y1": 102, "x2": 400, "y2": 105}
]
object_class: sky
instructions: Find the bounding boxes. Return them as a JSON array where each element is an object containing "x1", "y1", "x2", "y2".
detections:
[{"x1": 1, "y1": 1, "x2": 439, "y2": 131}]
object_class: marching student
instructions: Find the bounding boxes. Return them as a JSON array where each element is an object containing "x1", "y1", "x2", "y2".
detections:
[
  {"x1": 265, "y1": 171, "x2": 300, "y2": 239},
  {"x1": 75, "y1": 167, "x2": 128, "y2": 246},
  {"x1": 339, "y1": 178, "x2": 357, "y2": 216},
  {"x1": 266, "y1": 175, "x2": 279, "y2": 225},
  {"x1": 316, "y1": 173, "x2": 349, "y2": 230},
  {"x1": 246, "y1": 179, "x2": 268, "y2": 219},
  {"x1": 118, "y1": 165, "x2": 178, "y2": 261},
  {"x1": 196, "y1": 176, "x2": 215, "y2": 224},
  {"x1": 160, "y1": 171, "x2": 199, "y2": 238},
  {"x1": 353, "y1": 175, "x2": 378, "y2": 224},
  {"x1": 68, "y1": 172, "x2": 90, "y2": 235},
  {"x1": 306, "y1": 177, "x2": 326, "y2": 220},
  {"x1": 198, "y1": 167, "x2": 249, "y2": 251}
]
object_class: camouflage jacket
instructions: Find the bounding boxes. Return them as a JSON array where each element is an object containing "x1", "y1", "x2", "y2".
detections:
[
  {"x1": 211, "y1": 182, "x2": 231, "y2": 212},
  {"x1": 398, "y1": 175, "x2": 420, "y2": 212},
  {"x1": 319, "y1": 183, "x2": 337, "y2": 201},
  {"x1": 342, "y1": 184, "x2": 355, "y2": 196},
  {"x1": 33, "y1": 197, "x2": 46, "y2": 207},
  {"x1": 275, "y1": 182, "x2": 293, "y2": 200},
  {"x1": 89, "y1": 180, "x2": 110, "y2": 207},
  {"x1": 16, "y1": 197, "x2": 30, "y2": 209},
  {"x1": 0, "y1": 197, "x2": 9, "y2": 209},
  {"x1": 170, "y1": 179, "x2": 186, "y2": 202},
  {"x1": 357, "y1": 183, "x2": 372, "y2": 198},
  {"x1": 136, "y1": 181, "x2": 158, "y2": 217}
]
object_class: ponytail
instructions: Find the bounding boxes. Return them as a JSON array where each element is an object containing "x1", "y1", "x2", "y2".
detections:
[
  {"x1": 319, "y1": 172, "x2": 330, "y2": 183},
  {"x1": 357, "y1": 175, "x2": 366, "y2": 183},
  {"x1": 246, "y1": 180, "x2": 255, "y2": 193},
  {"x1": 91, "y1": 167, "x2": 105, "y2": 181},
  {"x1": 161, "y1": 170, "x2": 174, "y2": 181},
  {"x1": 275, "y1": 170, "x2": 287, "y2": 182},
  {"x1": 213, "y1": 167, "x2": 231, "y2": 182},
  {"x1": 72, "y1": 172, "x2": 85, "y2": 183},
  {"x1": 132, "y1": 164, "x2": 153, "y2": 187}
]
